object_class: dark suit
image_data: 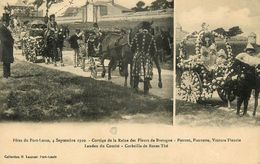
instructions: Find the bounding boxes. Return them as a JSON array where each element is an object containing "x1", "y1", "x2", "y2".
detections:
[{"x1": 0, "y1": 24, "x2": 14, "y2": 78}]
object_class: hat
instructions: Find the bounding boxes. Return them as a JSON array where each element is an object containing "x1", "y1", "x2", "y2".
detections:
[
  {"x1": 217, "y1": 49, "x2": 226, "y2": 58},
  {"x1": 248, "y1": 32, "x2": 256, "y2": 37},
  {"x1": 141, "y1": 21, "x2": 152, "y2": 30},
  {"x1": 2, "y1": 13, "x2": 10, "y2": 22},
  {"x1": 93, "y1": 23, "x2": 99, "y2": 28},
  {"x1": 245, "y1": 43, "x2": 255, "y2": 51},
  {"x1": 50, "y1": 14, "x2": 55, "y2": 19}
]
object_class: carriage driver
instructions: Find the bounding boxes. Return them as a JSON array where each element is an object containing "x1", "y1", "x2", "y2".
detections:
[
  {"x1": 46, "y1": 14, "x2": 58, "y2": 37},
  {"x1": 131, "y1": 21, "x2": 157, "y2": 94}
]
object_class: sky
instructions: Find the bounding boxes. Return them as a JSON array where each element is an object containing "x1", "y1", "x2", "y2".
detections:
[
  {"x1": 176, "y1": 0, "x2": 260, "y2": 43},
  {"x1": 0, "y1": 0, "x2": 156, "y2": 16}
]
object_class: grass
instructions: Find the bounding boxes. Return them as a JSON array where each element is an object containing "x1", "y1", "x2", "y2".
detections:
[{"x1": 0, "y1": 61, "x2": 173, "y2": 123}]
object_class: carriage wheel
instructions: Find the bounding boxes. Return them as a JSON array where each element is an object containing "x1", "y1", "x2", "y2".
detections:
[
  {"x1": 217, "y1": 86, "x2": 236, "y2": 103},
  {"x1": 179, "y1": 70, "x2": 202, "y2": 103}
]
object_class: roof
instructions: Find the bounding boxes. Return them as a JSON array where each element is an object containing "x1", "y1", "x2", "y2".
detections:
[
  {"x1": 113, "y1": 3, "x2": 132, "y2": 12},
  {"x1": 62, "y1": 7, "x2": 80, "y2": 17},
  {"x1": 86, "y1": 1, "x2": 132, "y2": 12},
  {"x1": 13, "y1": 0, "x2": 32, "y2": 7}
]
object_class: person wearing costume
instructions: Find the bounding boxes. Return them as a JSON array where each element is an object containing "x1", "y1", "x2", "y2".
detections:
[
  {"x1": 131, "y1": 21, "x2": 157, "y2": 94},
  {"x1": 0, "y1": 13, "x2": 14, "y2": 79}
]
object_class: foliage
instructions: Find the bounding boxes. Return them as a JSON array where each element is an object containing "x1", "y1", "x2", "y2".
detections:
[
  {"x1": 131, "y1": 0, "x2": 173, "y2": 12},
  {"x1": 150, "y1": 0, "x2": 173, "y2": 10},
  {"x1": 32, "y1": 0, "x2": 44, "y2": 9},
  {"x1": 131, "y1": 1, "x2": 149, "y2": 12}
]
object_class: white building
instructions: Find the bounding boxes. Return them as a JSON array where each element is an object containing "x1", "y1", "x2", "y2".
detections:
[{"x1": 56, "y1": 0, "x2": 133, "y2": 23}]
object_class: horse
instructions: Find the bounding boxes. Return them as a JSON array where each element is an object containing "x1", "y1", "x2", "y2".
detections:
[
  {"x1": 99, "y1": 32, "x2": 127, "y2": 80},
  {"x1": 100, "y1": 29, "x2": 163, "y2": 89},
  {"x1": 224, "y1": 53, "x2": 260, "y2": 116},
  {"x1": 154, "y1": 29, "x2": 173, "y2": 63},
  {"x1": 56, "y1": 25, "x2": 70, "y2": 66}
]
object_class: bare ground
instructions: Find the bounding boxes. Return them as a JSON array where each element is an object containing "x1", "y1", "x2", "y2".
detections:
[{"x1": 176, "y1": 91, "x2": 260, "y2": 127}]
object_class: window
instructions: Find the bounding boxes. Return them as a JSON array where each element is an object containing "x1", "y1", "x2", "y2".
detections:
[{"x1": 99, "y1": 6, "x2": 108, "y2": 16}]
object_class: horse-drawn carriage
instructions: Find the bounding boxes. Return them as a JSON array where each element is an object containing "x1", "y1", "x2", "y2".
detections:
[
  {"x1": 177, "y1": 25, "x2": 242, "y2": 103},
  {"x1": 83, "y1": 28, "x2": 127, "y2": 79},
  {"x1": 22, "y1": 20, "x2": 46, "y2": 63}
]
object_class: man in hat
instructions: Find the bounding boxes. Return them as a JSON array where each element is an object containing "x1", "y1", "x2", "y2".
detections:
[
  {"x1": 0, "y1": 13, "x2": 14, "y2": 79},
  {"x1": 247, "y1": 32, "x2": 260, "y2": 53},
  {"x1": 45, "y1": 14, "x2": 58, "y2": 65},
  {"x1": 92, "y1": 22, "x2": 102, "y2": 39},
  {"x1": 46, "y1": 14, "x2": 58, "y2": 37},
  {"x1": 68, "y1": 29, "x2": 83, "y2": 67},
  {"x1": 131, "y1": 21, "x2": 157, "y2": 94}
]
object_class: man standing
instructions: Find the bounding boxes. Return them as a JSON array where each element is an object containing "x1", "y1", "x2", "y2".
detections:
[
  {"x1": 68, "y1": 29, "x2": 83, "y2": 67},
  {"x1": 0, "y1": 13, "x2": 14, "y2": 79},
  {"x1": 131, "y1": 21, "x2": 157, "y2": 94},
  {"x1": 247, "y1": 32, "x2": 260, "y2": 53},
  {"x1": 45, "y1": 14, "x2": 58, "y2": 65}
]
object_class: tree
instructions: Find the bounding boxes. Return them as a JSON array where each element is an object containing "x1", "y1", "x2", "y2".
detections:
[
  {"x1": 32, "y1": 0, "x2": 44, "y2": 16},
  {"x1": 150, "y1": 0, "x2": 173, "y2": 10},
  {"x1": 32, "y1": 0, "x2": 44, "y2": 9},
  {"x1": 46, "y1": 0, "x2": 64, "y2": 16},
  {"x1": 131, "y1": 1, "x2": 149, "y2": 12}
]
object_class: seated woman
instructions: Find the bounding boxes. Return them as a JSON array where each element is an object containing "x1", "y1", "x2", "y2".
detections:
[{"x1": 200, "y1": 43, "x2": 218, "y2": 71}]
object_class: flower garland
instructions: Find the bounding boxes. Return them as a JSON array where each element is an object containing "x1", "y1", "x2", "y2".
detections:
[{"x1": 178, "y1": 28, "x2": 234, "y2": 101}]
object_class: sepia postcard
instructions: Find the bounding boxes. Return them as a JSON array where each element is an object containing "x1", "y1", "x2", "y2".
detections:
[{"x1": 0, "y1": 0, "x2": 260, "y2": 163}]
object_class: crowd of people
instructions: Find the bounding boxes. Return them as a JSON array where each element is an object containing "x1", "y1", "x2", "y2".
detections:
[{"x1": 0, "y1": 12, "x2": 171, "y2": 94}]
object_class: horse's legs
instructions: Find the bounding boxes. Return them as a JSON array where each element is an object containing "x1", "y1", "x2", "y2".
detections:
[
  {"x1": 253, "y1": 89, "x2": 259, "y2": 116},
  {"x1": 53, "y1": 49, "x2": 57, "y2": 67},
  {"x1": 243, "y1": 89, "x2": 252, "y2": 115},
  {"x1": 101, "y1": 53, "x2": 106, "y2": 78},
  {"x1": 144, "y1": 78, "x2": 150, "y2": 95},
  {"x1": 133, "y1": 76, "x2": 139, "y2": 92},
  {"x1": 60, "y1": 48, "x2": 64, "y2": 66},
  {"x1": 108, "y1": 57, "x2": 115, "y2": 80},
  {"x1": 153, "y1": 55, "x2": 162, "y2": 88},
  {"x1": 73, "y1": 49, "x2": 77, "y2": 67},
  {"x1": 123, "y1": 62, "x2": 128, "y2": 87},
  {"x1": 227, "y1": 90, "x2": 231, "y2": 109},
  {"x1": 129, "y1": 62, "x2": 133, "y2": 87},
  {"x1": 237, "y1": 96, "x2": 243, "y2": 115}
]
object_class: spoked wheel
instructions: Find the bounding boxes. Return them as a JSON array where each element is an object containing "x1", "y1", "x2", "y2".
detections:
[
  {"x1": 217, "y1": 86, "x2": 236, "y2": 102},
  {"x1": 179, "y1": 70, "x2": 202, "y2": 103}
]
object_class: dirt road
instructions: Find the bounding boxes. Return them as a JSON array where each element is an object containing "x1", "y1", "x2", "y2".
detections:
[
  {"x1": 176, "y1": 88, "x2": 260, "y2": 127},
  {"x1": 14, "y1": 50, "x2": 173, "y2": 100}
]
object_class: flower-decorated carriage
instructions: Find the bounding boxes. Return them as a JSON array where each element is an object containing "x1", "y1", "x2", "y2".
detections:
[
  {"x1": 22, "y1": 20, "x2": 46, "y2": 63},
  {"x1": 177, "y1": 24, "x2": 242, "y2": 103}
]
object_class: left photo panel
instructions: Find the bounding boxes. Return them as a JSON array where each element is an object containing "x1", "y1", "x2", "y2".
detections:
[{"x1": 0, "y1": 0, "x2": 174, "y2": 124}]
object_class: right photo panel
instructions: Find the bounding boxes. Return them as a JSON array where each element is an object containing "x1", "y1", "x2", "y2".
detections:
[{"x1": 175, "y1": 0, "x2": 260, "y2": 126}]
